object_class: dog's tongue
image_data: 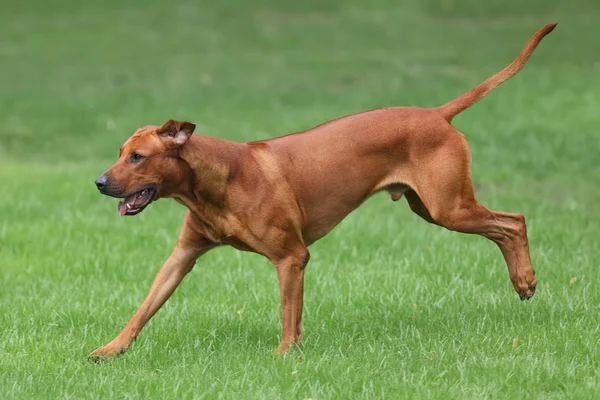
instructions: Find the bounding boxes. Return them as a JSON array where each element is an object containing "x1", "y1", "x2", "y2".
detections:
[
  {"x1": 117, "y1": 189, "x2": 153, "y2": 216},
  {"x1": 117, "y1": 192, "x2": 139, "y2": 216},
  {"x1": 118, "y1": 201, "x2": 128, "y2": 216}
]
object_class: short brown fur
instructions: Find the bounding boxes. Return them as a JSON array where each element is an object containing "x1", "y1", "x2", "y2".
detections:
[{"x1": 90, "y1": 23, "x2": 556, "y2": 359}]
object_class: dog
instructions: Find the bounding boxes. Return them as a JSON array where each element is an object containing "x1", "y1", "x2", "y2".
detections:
[{"x1": 90, "y1": 23, "x2": 556, "y2": 359}]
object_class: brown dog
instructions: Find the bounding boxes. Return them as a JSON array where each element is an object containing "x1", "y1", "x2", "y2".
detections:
[{"x1": 90, "y1": 23, "x2": 556, "y2": 359}]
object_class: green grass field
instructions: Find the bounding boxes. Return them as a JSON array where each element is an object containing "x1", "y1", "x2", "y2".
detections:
[{"x1": 1, "y1": 0, "x2": 599, "y2": 398}]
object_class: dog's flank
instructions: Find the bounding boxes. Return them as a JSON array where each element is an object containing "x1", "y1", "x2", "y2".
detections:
[{"x1": 90, "y1": 23, "x2": 556, "y2": 361}]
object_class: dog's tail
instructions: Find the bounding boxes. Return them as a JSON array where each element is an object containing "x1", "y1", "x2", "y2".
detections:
[{"x1": 436, "y1": 23, "x2": 557, "y2": 122}]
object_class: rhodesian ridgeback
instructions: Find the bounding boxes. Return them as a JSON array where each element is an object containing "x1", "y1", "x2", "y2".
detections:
[{"x1": 91, "y1": 23, "x2": 556, "y2": 359}]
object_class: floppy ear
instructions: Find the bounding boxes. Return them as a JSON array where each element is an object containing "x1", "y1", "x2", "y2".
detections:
[{"x1": 156, "y1": 119, "x2": 196, "y2": 147}]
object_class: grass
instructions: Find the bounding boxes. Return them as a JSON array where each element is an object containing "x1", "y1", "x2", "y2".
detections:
[{"x1": 1, "y1": 0, "x2": 599, "y2": 398}]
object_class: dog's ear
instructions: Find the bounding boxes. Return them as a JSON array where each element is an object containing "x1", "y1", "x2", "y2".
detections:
[{"x1": 156, "y1": 119, "x2": 196, "y2": 147}]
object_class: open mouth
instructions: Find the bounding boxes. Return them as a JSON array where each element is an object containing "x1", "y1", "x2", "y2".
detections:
[{"x1": 117, "y1": 185, "x2": 157, "y2": 216}]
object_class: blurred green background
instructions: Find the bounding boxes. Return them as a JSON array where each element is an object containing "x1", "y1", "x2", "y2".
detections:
[{"x1": 1, "y1": 0, "x2": 599, "y2": 398}]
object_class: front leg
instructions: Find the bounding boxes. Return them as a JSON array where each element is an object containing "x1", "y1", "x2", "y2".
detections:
[
  {"x1": 273, "y1": 250, "x2": 309, "y2": 354},
  {"x1": 89, "y1": 244, "x2": 207, "y2": 360},
  {"x1": 90, "y1": 215, "x2": 211, "y2": 360}
]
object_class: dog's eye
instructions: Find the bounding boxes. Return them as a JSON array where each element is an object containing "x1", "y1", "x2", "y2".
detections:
[{"x1": 129, "y1": 153, "x2": 145, "y2": 163}]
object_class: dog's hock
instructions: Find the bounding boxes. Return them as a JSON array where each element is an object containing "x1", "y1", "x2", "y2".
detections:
[{"x1": 157, "y1": 119, "x2": 196, "y2": 147}]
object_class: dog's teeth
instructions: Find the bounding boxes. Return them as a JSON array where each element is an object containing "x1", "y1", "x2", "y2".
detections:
[{"x1": 126, "y1": 203, "x2": 131, "y2": 210}]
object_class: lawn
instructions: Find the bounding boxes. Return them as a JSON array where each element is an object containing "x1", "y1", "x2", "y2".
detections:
[{"x1": 1, "y1": 0, "x2": 599, "y2": 398}]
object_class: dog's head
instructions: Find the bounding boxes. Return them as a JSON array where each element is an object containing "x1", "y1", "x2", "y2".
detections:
[{"x1": 95, "y1": 119, "x2": 195, "y2": 216}]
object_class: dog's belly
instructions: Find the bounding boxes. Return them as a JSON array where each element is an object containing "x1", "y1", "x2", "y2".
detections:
[
  {"x1": 301, "y1": 205, "x2": 356, "y2": 245},
  {"x1": 298, "y1": 178, "x2": 385, "y2": 245},
  {"x1": 299, "y1": 184, "x2": 409, "y2": 245}
]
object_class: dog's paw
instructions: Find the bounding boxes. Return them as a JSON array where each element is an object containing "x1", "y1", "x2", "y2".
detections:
[
  {"x1": 515, "y1": 275, "x2": 537, "y2": 301},
  {"x1": 273, "y1": 339, "x2": 297, "y2": 356},
  {"x1": 272, "y1": 337, "x2": 304, "y2": 356},
  {"x1": 519, "y1": 281, "x2": 537, "y2": 301},
  {"x1": 88, "y1": 345, "x2": 128, "y2": 363}
]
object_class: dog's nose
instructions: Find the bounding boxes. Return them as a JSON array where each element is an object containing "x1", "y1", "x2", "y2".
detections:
[{"x1": 95, "y1": 175, "x2": 108, "y2": 191}]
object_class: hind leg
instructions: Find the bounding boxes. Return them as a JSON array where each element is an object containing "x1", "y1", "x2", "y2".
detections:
[
  {"x1": 430, "y1": 200, "x2": 536, "y2": 299},
  {"x1": 407, "y1": 133, "x2": 536, "y2": 299}
]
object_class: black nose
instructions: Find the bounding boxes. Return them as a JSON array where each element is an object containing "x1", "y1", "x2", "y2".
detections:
[{"x1": 95, "y1": 175, "x2": 108, "y2": 191}]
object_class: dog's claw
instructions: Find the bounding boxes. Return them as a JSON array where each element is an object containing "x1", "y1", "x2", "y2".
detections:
[
  {"x1": 529, "y1": 284, "x2": 536, "y2": 293},
  {"x1": 88, "y1": 353, "x2": 107, "y2": 364},
  {"x1": 519, "y1": 283, "x2": 537, "y2": 301}
]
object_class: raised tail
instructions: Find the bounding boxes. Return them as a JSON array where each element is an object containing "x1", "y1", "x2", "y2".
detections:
[{"x1": 436, "y1": 23, "x2": 557, "y2": 122}]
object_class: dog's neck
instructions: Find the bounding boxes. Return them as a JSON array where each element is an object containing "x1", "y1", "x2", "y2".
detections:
[{"x1": 172, "y1": 134, "x2": 245, "y2": 225}]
